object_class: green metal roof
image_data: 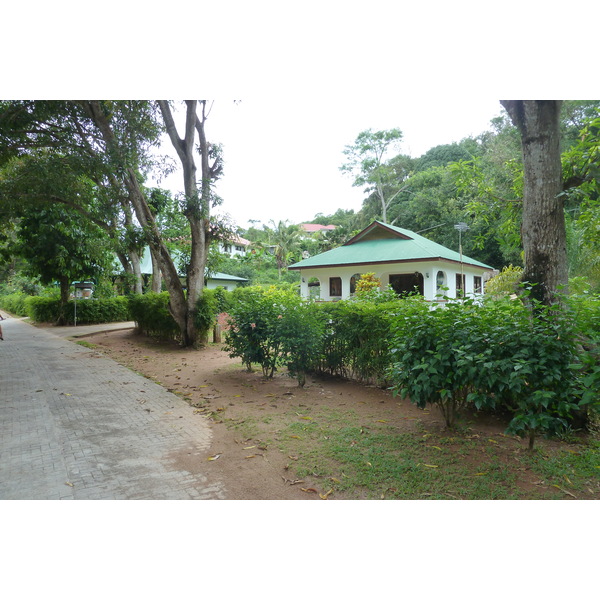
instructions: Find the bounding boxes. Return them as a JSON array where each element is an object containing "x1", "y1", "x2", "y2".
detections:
[
  {"x1": 210, "y1": 272, "x2": 248, "y2": 282},
  {"x1": 289, "y1": 221, "x2": 494, "y2": 271}
]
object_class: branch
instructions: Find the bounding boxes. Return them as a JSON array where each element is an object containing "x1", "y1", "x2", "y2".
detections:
[{"x1": 157, "y1": 101, "x2": 187, "y2": 164}]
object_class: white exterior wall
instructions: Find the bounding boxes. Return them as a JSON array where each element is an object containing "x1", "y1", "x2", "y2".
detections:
[
  {"x1": 205, "y1": 279, "x2": 243, "y2": 291},
  {"x1": 297, "y1": 262, "x2": 487, "y2": 302},
  {"x1": 218, "y1": 242, "x2": 247, "y2": 258}
]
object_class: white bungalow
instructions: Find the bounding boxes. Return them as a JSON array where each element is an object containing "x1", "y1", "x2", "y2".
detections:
[{"x1": 288, "y1": 221, "x2": 495, "y2": 302}]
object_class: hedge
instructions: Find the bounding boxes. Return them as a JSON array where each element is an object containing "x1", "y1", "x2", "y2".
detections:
[
  {"x1": 25, "y1": 296, "x2": 131, "y2": 325},
  {"x1": 128, "y1": 289, "x2": 223, "y2": 342}
]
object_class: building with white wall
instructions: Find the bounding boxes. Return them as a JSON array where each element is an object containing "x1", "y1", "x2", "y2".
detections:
[{"x1": 288, "y1": 221, "x2": 494, "y2": 301}]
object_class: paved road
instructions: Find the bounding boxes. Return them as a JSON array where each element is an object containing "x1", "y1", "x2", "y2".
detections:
[{"x1": 0, "y1": 317, "x2": 226, "y2": 499}]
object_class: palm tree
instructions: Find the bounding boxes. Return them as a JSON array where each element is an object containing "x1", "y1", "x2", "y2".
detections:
[{"x1": 268, "y1": 220, "x2": 301, "y2": 279}]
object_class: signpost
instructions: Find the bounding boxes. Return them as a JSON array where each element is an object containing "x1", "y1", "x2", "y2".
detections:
[{"x1": 72, "y1": 281, "x2": 95, "y2": 326}]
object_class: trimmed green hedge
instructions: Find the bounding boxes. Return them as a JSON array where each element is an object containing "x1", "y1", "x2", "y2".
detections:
[
  {"x1": 128, "y1": 289, "x2": 223, "y2": 342},
  {"x1": 313, "y1": 296, "x2": 429, "y2": 384},
  {"x1": 128, "y1": 292, "x2": 180, "y2": 340},
  {"x1": 25, "y1": 296, "x2": 131, "y2": 325}
]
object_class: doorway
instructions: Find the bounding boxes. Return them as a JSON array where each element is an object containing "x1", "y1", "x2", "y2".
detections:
[{"x1": 389, "y1": 273, "x2": 424, "y2": 297}]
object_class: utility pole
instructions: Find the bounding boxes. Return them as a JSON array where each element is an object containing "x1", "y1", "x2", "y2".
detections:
[{"x1": 454, "y1": 222, "x2": 469, "y2": 301}]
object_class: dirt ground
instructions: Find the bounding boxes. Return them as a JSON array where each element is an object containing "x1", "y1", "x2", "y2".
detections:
[{"x1": 75, "y1": 326, "x2": 587, "y2": 501}]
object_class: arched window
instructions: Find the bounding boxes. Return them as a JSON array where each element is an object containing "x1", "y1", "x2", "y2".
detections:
[
  {"x1": 436, "y1": 270, "x2": 447, "y2": 297},
  {"x1": 350, "y1": 273, "x2": 362, "y2": 295},
  {"x1": 308, "y1": 276, "x2": 321, "y2": 299}
]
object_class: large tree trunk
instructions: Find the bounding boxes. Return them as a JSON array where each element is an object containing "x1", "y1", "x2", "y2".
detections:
[
  {"x1": 501, "y1": 100, "x2": 568, "y2": 305},
  {"x1": 120, "y1": 200, "x2": 143, "y2": 294},
  {"x1": 129, "y1": 247, "x2": 143, "y2": 295},
  {"x1": 80, "y1": 101, "x2": 193, "y2": 345},
  {"x1": 57, "y1": 275, "x2": 70, "y2": 325},
  {"x1": 159, "y1": 100, "x2": 214, "y2": 346},
  {"x1": 149, "y1": 246, "x2": 162, "y2": 293}
]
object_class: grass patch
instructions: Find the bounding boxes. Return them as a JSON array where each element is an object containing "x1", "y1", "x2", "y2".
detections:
[
  {"x1": 283, "y1": 423, "x2": 522, "y2": 499},
  {"x1": 75, "y1": 340, "x2": 98, "y2": 349},
  {"x1": 274, "y1": 407, "x2": 600, "y2": 499},
  {"x1": 522, "y1": 440, "x2": 600, "y2": 498}
]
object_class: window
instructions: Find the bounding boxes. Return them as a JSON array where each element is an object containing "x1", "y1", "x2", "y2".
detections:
[
  {"x1": 436, "y1": 270, "x2": 447, "y2": 297},
  {"x1": 350, "y1": 273, "x2": 361, "y2": 295},
  {"x1": 329, "y1": 277, "x2": 342, "y2": 297},
  {"x1": 474, "y1": 276, "x2": 482, "y2": 293},
  {"x1": 235, "y1": 245, "x2": 244, "y2": 252}
]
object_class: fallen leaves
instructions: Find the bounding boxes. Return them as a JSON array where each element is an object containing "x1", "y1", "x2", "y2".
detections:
[
  {"x1": 281, "y1": 477, "x2": 304, "y2": 485},
  {"x1": 207, "y1": 454, "x2": 221, "y2": 461},
  {"x1": 552, "y1": 484, "x2": 577, "y2": 499}
]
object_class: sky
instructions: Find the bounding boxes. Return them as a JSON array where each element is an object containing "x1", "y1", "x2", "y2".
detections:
[{"x1": 157, "y1": 97, "x2": 506, "y2": 230}]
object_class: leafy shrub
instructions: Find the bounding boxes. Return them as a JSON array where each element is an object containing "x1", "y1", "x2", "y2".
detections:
[
  {"x1": 388, "y1": 298, "x2": 488, "y2": 428},
  {"x1": 387, "y1": 293, "x2": 593, "y2": 447},
  {"x1": 128, "y1": 292, "x2": 179, "y2": 341},
  {"x1": 211, "y1": 286, "x2": 232, "y2": 313},
  {"x1": 26, "y1": 296, "x2": 62, "y2": 322},
  {"x1": 314, "y1": 295, "x2": 429, "y2": 384},
  {"x1": 194, "y1": 288, "x2": 221, "y2": 342},
  {"x1": 485, "y1": 264, "x2": 523, "y2": 296},
  {"x1": 224, "y1": 286, "x2": 324, "y2": 385},
  {"x1": 25, "y1": 295, "x2": 131, "y2": 324},
  {"x1": 354, "y1": 272, "x2": 381, "y2": 295},
  {"x1": 0, "y1": 292, "x2": 30, "y2": 316}
]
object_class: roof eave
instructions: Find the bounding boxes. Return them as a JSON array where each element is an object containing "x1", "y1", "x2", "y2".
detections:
[{"x1": 289, "y1": 256, "x2": 494, "y2": 271}]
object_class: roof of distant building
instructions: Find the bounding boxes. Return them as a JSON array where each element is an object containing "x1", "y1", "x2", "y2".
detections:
[
  {"x1": 226, "y1": 235, "x2": 251, "y2": 246},
  {"x1": 300, "y1": 223, "x2": 337, "y2": 233}
]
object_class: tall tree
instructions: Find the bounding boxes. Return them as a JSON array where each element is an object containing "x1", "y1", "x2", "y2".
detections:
[
  {"x1": 10, "y1": 202, "x2": 112, "y2": 323},
  {"x1": 0, "y1": 100, "x2": 222, "y2": 346},
  {"x1": 0, "y1": 101, "x2": 152, "y2": 294},
  {"x1": 500, "y1": 100, "x2": 567, "y2": 304},
  {"x1": 340, "y1": 128, "x2": 408, "y2": 223}
]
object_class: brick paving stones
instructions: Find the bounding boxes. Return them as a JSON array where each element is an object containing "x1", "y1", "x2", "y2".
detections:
[{"x1": 0, "y1": 318, "x2": 226, "y2": 500}]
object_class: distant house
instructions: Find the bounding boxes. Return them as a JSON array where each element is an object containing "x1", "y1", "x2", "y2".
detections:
[
  {"x1": 299, "y1": 223, "x2": 336, "y2": 237},
  {"x1": 218, "y1": 235, "x2": 251, "y2": 258},
  {"x1": 205, "y1": 272, "x2": 248, "y2": 291},
  {"x1": 137, "y1": 248, "x2": 247, "y2": 290},
  {"x1": 288, "y1": 221, "x2": 494, "y2": 301}
]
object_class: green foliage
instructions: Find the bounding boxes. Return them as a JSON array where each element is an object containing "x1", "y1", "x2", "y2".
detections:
[
  {"x1": 24, "y1": 296, "x2": 130, "y2": 324},
  {"x1": 387, "y1": 294, "x2": 596, "y2": 447},
  {"x1": 314, "y1": 295, "x2": 429, "y2": 384},
  {"x1": 194, "y1": 288, "x2": 221, "y2": 341},
  {"x1": 484, "y1": 265, "x2": 523, "y2": 296},
  {"x1": 128, "y1": 292, "x2": 179, "y2": 341},
  {"x1": 224, "y1": 286, "x2": 324, "y2": 385},
  {"x1": 0, "y1": 292, "x2": 29, "y2": 316}
]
